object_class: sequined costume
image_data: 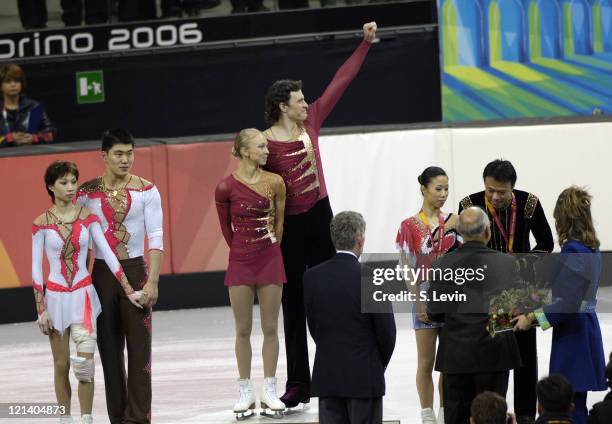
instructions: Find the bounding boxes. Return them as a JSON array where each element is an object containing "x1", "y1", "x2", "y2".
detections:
[
  {"x1": 32, "y1": 209, "x2": 133, "y2": 335},
  {"x1": 395, "y1": 213, "x2": 461, "y2": 329},
  {"x1": 76, "y1": 176, "x2": 163, "y2": 424},
  {"x1": 215, "y1": 171, "x2": 287, "y2": 286},
  {"x1": 265, "y1": 40, "x2": 371, "y2": 216},
  {"x1": 76, "y1": 176, "x2": 163, "y2": 260},
  {"x1": 396, "y1": 213, "x2": 461, "y2": 271},
  {"x1": 264, "y1": 39, "x2": 372, "y2": 402},
  {"x1": 458, "y1": 188, "x2": 554, "y2": 421}
]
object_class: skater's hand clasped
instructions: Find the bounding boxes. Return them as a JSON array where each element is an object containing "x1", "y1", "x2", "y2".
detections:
[
  {"x1": 128, "y1": 291, "x2": 144, "y2": 309},
  {"x1": 37, "y1": 311, "x2": 51, "y2": 335},
  {"x1": 363, "y1": 22, "x2": 377, "y2": 43},
  {"x1": 141, "y1": 281, "x2": 159, "y2": 308}
]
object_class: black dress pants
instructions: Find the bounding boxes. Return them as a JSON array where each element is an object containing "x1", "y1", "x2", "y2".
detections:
[
  {"x1": 319, "y1": 397, "x2": 383, "y2": 424},
  {"x1": 281, "y1": 197, "x2": 335, "y2": 395},
  {"x1": 17, "y1": 0, "x2": 48, "y2": 29},
  {"x1": 443, "y1": 370, "x2": 510, "y2": 424},
  {"x1": 513, "y1": 328, "x2": 538, "y2": 419}
]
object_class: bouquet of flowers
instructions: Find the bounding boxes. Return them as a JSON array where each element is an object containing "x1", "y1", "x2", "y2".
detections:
[{"x1": 486, "y1": 286, "x2": 550, "y2": 337}]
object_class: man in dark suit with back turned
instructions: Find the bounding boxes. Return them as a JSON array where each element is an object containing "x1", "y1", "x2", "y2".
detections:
[
  {"x1": 304, "y1": 211, "x2": 396, "y2": 424},
  {"x1": 459, "y1": 159, "x2": 554, "y2": 424},
  {"x1": 427, "y1": 207, "x2": 523, "y2": 424}
]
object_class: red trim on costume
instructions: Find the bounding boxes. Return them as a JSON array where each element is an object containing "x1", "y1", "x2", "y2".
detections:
[
  {"x1": 127, "y1": 184, "x2": 155, "y2": 192},
  {"x1": 33, "y1": 223, "x2": 71, "y2": 284},
  {"x1": 98, "y1": 190, "x2": 133, "y2": 256},
  {"x1": 80, "y1": 214, "x2": 100, "y2": 228},
  {"x1": 32, "y1": 223, "x2": 57, "y2": 235},
  {"x1": 32, "y1": 281, "x2": 46, "y2": 310},
  {"x1": 101, "y1": 195, "x2": 120, "y2": 254},
  {"x1": 46, "y1": 276, "x2": 92, "y2": 292},
  {"x1": 83, "y1": 291, "x2": 93, "y2": 334},
  {"x1": 144, "y1": 311, "x2": 152, "y2": 333},
  {"x1": 33, "y1": 217, "x2": 98, "y2": 287},
  {"x1": 68, "y1": 220, "x2": 84, "y2": 288},
  {"x1": 395, "y1": 217, "x2": 417, "y2": 253},
  {"x1": 78, "y1": 182, "x2": 153, "y2": 257}
]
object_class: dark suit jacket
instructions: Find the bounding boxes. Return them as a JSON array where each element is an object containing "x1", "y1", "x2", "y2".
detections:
[
  {"x1": 427, "y1": 241, "x2": 522, "y2": 374},
  {"x1": 304, "y1": 252, "x2": 396, "y2": 399}
]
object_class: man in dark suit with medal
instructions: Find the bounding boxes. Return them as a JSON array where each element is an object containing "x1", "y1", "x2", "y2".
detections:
[{"x1": 459, "y1": 159, "x2": 554, "y2": 424}]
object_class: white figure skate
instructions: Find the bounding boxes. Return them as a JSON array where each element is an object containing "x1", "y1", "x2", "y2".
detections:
[
  {"x1": 260, "y1": 377, "x2": 285, "y2": 419},
  {"x1": 233, "y1": 378, "x2": 256, "y2": 420},
  {"x1": 80, "y1": 414, "x2": 93, "y2": 424},
  {"x1": 421, "y1": 407, "x2": 437, "y2": 424}
]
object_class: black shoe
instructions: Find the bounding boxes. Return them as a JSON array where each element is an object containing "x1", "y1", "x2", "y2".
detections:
[
  {"x1": 280, "y1": 384, "x2": 310, "y2": 408},
  {"x1": 516, "y1": 416, "x2": 535, "y2": 424}
]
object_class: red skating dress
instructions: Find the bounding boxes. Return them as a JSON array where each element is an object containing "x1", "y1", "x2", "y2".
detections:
[{"x1": 215, "y1": 171, "x2": 287, "y2": 286}]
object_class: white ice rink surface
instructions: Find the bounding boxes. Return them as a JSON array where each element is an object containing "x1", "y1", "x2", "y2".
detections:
[{"x1": 1, "y1": 287, "x2": 611, "y2": 424}]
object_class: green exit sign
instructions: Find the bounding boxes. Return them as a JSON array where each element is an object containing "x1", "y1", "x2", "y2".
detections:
[{"x1": 76, "y1": 70, "x2": 105, "y2": 104}]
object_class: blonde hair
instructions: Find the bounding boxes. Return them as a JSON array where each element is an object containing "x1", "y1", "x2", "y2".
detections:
[
  {"x1": 232, "y1": 128, "x2": 263, "y2": 158},
  {"x1": 553, "y1": 186, "x2": 600, "y2": 249}
]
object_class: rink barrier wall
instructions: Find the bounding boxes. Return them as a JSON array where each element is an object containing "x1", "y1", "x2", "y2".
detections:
[{"x1": 1, "y1": 117, "x2": 611, "y2": 322}]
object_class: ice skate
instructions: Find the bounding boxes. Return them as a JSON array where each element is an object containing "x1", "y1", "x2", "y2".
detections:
[
  {"x1": 280, "y1": 382, "x2": 310, "y2": 414},
  {"x1": 260, "y1": 377, "x2": 285, "y2": 419},
  {"x1": 421, "y1": 407, "x2": 437, "y2": 424},
  {"x1": 80, "y1": 415, "x2": 93, "y2": 424},
  {"x1": 233, "y1": 378, "x2": 256, "y2": 420},
  {"x1": 59, "y1": 415, "x2": 73, "y2": 424}
]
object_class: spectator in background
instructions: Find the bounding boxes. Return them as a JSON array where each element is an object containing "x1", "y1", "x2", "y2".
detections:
[
  {"x1": 117, "y1": 0, "x2": 156, "y2": 21},
  {"x1": 17, "y1": 0, "x2": 48, "y2": 29},
  {"x1": 587, "y1": 352, "x2": 612, "y2": 424},
  {"x1": 470, "y1": 391, "x2": 516, "y2": 424},
  {"x1": 161, "y1": 0, "x2": 221, "y2": 17},
  {"x1": 229, "y1": 0, "x2": 268, "y2": 13},
  {"x1": 535, "y1": 375, "x2": 574, "y2": 424},
  {"x1": 0, "y1": 64, "x2": 55, "y2": 147},
  {"x1": 61, "y1": 0, "x2": 109, "y2": 26}
]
